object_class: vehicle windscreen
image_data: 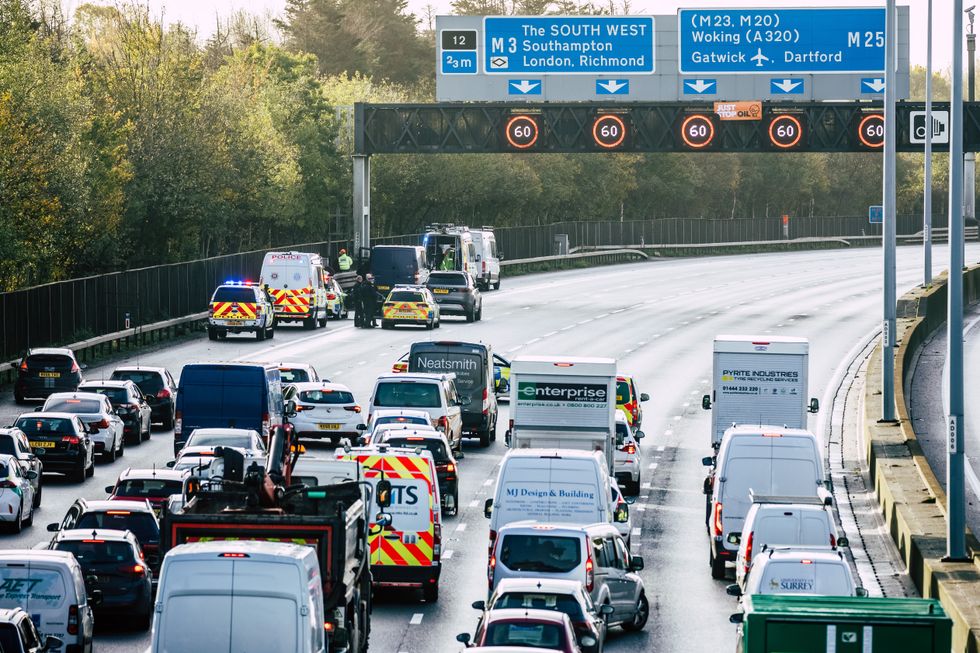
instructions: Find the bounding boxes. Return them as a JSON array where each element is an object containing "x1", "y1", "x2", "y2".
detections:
[
  {"x1": 428, "y1": 273, "x2": 467, "y2": 286},
  {"x1": 385, "y1": 437, "x2": 449, "y2": 463},
  {"x1": 45, "y1": 399, "x2": 102, "y2": 414},
  {"x1": 110, "y1": 370, "x2": 163, "y2": 393},
  {"x1": 299, "y1": 389, "x2": 354, "y2": 404},
  {"x1": 279, "y1": 368, "x2": 311, "y2": 383},
  {"x1": 724, "y1": 458, "x2": 818, "y2": 503},
  {"x1": 15, "y1": 417, "x2": 73, "y2": 435},
  {"x1": 374, "y1": 382, "x2": 440, "y2": 408},
  {"x1": 389, "y1": 291, "x2": 424, "y2": 302},
  {"x1": 615, "y1": 422, "x2": 630, "y2": 446},
  {"x1": 185, "y1": 433, "x2": 255, "y2": 449},
  {"x1": 25, "y1": 354, "x2": 72, "y2": 369},
  {"x1": 55, "y1": 540, "x2": 135, "y2": 565},
  {"x1": 0, "y1": 438, "x2": 16, "y2": 457},
  {"x1": 116, "y1": 479, "x2": 184, "y2": 499},
  {"x1": 371, "y1": 248, "x2": 418, "y2": 281},
  {"x1": 616, "y1": 380, "x2": 631, "y2": 403},
  {"x1": 499, "y1": 534, "x2": 582, "y2": 573},
  {"x1": 411, "y1": 351, "x2": 482, "y2": 400},
  {"x1": 85, "y1": 387, "x2": 129, "y2": 404},
  {"x1": 0, "y1": 624, "x2": 22, "y2": 652},
  {"x1": 76, "y1": 512, "x2": 159, "y2": 543},
  {"x1": 494, "y1": 592, "x2": 586, "y2": 621},
  {"x1": 212, "y1": 287, "x2": 256, "y2": 303},
  {"x1": 485, "y1": 622, "x2": 564, "y2": 648},
  {"x1": 375, "y1": 416, "x2": 429, "y2": 427}
]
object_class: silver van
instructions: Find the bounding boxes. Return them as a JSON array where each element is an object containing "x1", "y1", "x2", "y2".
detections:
[
  {"x1": 470, "y1": 229, "x2": 501, "y2": 290},
  {"x1": 489, "y1": 522, "x2": 648, "y2": 633},
  {"x1": 0, "y1": 550, "x2": 95, "y2": 653},
  {"x1": 703, "y1": 425, "x2": 830, "y2": 579}
]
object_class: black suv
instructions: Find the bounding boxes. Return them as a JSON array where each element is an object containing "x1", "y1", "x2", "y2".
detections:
[
  {"x1": 48, "y1": 499, "x2": 162, "y2": 574},
  {"x1": 12, "y1": 349, "x2": 83, "y2": 404},
  {"x1": 426, "y1": 271, "x2": 482, "y2": 322},
  {"x1": 110, "y1": 366, "x2": 178, "y2": 430}
]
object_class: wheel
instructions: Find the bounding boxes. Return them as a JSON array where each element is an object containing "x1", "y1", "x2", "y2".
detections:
[
  {"x1": 434, "y1": 318, "x2": 441, "y2": 329},
  {"x1": 381, "y1": 321, "x2": 393, "y2": 330},
  {"x1": 13, "y1": 394, "x2": 24, "y2": 406},
  {"x1": 117, "y1": 433, "x2": 125, "y2": 457},
  {"x1": 162, "y1": 410, "x2": 174, "y2": 431},
  {"x1": 266, "y1": 324, "x2": 275, "y2": 339},
  {"x1": 422, "y1": 582, "x2": 439, "y2": 603},
  {"x1": 142, "y1": 419, "x2": 151, "y2": 441},
  {"x1": 104, "y1": 438, "x2": 117, "y2": 463},
  {"x1": 710, "y1": 550, "x2": 727, "y2": 579},
  {"x1": 86, "y1": 455, "x2": 95, "y2": 477},
  {"x1": 493, "y1": 279, "x2": 501, "y2": 290},
  {"x1": 33, "y1": 483, "x2": 41, "y2": 509},
  {"x1": 465, "y1": 308, "x2": 474, "y2": 323},
  {"x1": 10, "y1": 505, "x2": 22, "y2": 534},
  {"x1": 303, "y1": 315, "x2": 316, "y2": 330},
  {"x1": 452, "y1": 491, "x2": 459, "y2": 516},
  {"x1": 71, "y1": 460, "x2": 86, "y2": 483},
  {"x1": 425, "y1": 319, "x2": 434, "y2": 330},
  {"x1": 207, "y1": 327, "x2": 217, "y2": 341},
  {"x1": 138, "y1": 610, "x2": 152, "y2": 631},
  {"x1": 479, "y1": 428, "x2": 490, "y2": 447},
  {"x1": 627, "y1": 476, "x2": 640, "y2": 496},
  {"x1": 217, "y1": 330, "x2": 227, "y2": 339},
  {"x1": 348, "y1": 598, "x2": 361, "y2": 653},
  {"x1": 255, "y1": 326, "x2": 265, "y2": 341},
  {"x1": 476, "y1": 306, "x2": 482, "y2": 321},
  {"x1": 23, "y1": 501, "x2": 33, "y2": 527},
  {"x1": 622, "y1": 592, "x2": 649, "y2": 632}
]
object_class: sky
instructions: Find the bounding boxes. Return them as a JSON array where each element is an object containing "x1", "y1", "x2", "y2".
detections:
[{"x1": 61, "y1": 0, "x2": 960, "y2": 72}]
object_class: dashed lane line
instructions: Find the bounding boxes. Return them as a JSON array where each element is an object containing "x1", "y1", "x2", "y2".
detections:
[{"x1": 410, "y1": 613, "x2": 424, "y2": 625}]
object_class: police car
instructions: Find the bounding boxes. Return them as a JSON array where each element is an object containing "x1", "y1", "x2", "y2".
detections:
[
  {"x1": 381, "y1": 285, "x2": 441, "y2": 330},
  {"x1": 207, "y1": 281, "x2": 276, "y2": 341}
]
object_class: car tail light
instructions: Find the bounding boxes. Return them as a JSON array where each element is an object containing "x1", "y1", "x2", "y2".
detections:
[
  {"x1": 743, "y1": 531, "x2": 754, "y2": 575},
  {"x1": 0, "y1": 480, "x2": 15, "y2": 489},
  {"x1": 174, "y1": 411, "x2": 182, "y2": 436},
  {"x1": 68, "y1": 605, "x2": 79, "y2": 634},
  {"x1": 482, "y1": 260, "x2": 487, "y2": 273},
  {"x1": 713, "y1": 502, "x2": 724, "y2": 537},
  {"x1": 220, "y1": 552, "x2": 249, "y2": 558},
  {"x1": 621, "y1": 443, "x2": 636, "y2": 455},
  {"x1": 446, "y1": 463, "x2": 455, "y2": 473},
  {"x1": 344, "y1": 405, "x2": 362, "y2": 413},
  {"x1": 296, "y1": 405, "x2": 314, "y2": 412},
  {"x1": 120, "y1": 564, "x2": 146, "y2": 576},
  {"x1": 585, "y1": 556, "x2": 594, "y2": 592},
  {"x1": 488, "y1": 529, "x2": 497, "y2": 558},
  {"x1": 62, "y1": 436, "x2": 80, "y2": 445},
  {"x1": 262, "y1": 413, "x2": 270, "y2": 435},
  {"x1": 326, "y1": 293, "x2": 336, "y2": 300},
  {"x1": 830, "y1": 533, "x2": 837, "y2": 548},
  {"x1": 157, "y1": 389, "x2": 172, "y2": 399},
  {"x1": 433, "y1": 523, "x2": 441, "y2": 559},
  {"x1": 437, "y1": 416, "x2": 448, "y2": 429},
  {"x1": 70, "y1": 361, "x2": 80, "y2": 374},
  {"x1": 91, "y1": 419, "x2": 109, "y2": 429},
  {"x1": 19, "y1": 360, "x2": 27, "y2": 372}
]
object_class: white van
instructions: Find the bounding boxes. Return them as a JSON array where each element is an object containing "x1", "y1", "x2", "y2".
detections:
[
  {"x1": 151, "y1": 540, "x2": 325, "y2": 653},
  {"x1": 0, "y1": 550, "x2": 94, "y2": 653},
  {"x1": 292, "y1": 456, "x2": 362, "y2": 487},
  {"x1": 259, "y1": 251, "x2": 329, "y2": 329},
  {"x1": 704, "y1": 426, "x2": 829, "y2": 579},
  {"x1": 485, "y1": 449, "x2": 613, "y2": 546},
  {"x1": 470, "y1": 229, "x2": 501, "y2": 291},
  {"x1": 736, "y1": 549, "x2": 863, "y2": 598},
  {"x1": 368, "y1": 373, "x2": 463, "y2": 453}
]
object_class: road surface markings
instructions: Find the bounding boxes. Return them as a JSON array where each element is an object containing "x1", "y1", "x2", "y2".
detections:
[
  {"x1": 469, "y1": 499, "x2": 480, "y2": 508},
  {"x1": 631, "y1": 527, "x2": 642, "y2": 537},
  {"x1": 663, "y1": 430, "x2": 672, "y2": 437},
  {"x1": 657, "y1": 445, "x2": 666, "y2": 452},
  {"x1": 648, "y1": 463, "x2": 658, "y2": 470},
  {"x1": 560, "y1": 325, "x2": 574, "y2": 331},
  {"x1": 442, "y1": 550, "x2": 454, "y2": 560},
  {"x1": 673, "y1": 415, "x2": 682, "y2": 421},
  {"x1": 526, "y1": 337, "x2": 541, "y2": 345},
  {"x1": 358, "y1": 360, "x2": 367, "y2": 365},
  {"x1": 641, "y1": 483, "x2": 651, "y2": 489},
  {"x1": 456, "y1": 523, "x2": 467, "y2": 532},
  {"x1": 506, "y1": 345, "x2": 522, "y2": 353},
  {"x1": 410, "y1": 613, "x2": 424, "y2": 625},
  {"x1": 542, "y1": 331, "x2": 557, "y2": 338},
  {"x1": 483, "y1": 479, "x2": 493, "y2": 486}
]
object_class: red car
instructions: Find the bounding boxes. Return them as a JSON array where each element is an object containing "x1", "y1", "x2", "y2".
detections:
[
  {"x1": 458, "y1": 608, "x2": 586, "y2": 652},
  {"x1": 105, "y1": 467, "x2": 188, "y2": 513}
]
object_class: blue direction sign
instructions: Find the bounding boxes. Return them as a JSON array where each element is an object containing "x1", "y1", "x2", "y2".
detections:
[
  {"x1": 441, "y1": 51, "x2": 477, "y2": 75},
  {"x1": 770, "y1": 78, "x2": 804, "y2": 94},
  {"x1": 684, "y1": 78, "x2": 717, "y2": 94},
  {"x1": 483, "y1": 16, "x2": 655, "y2": 75},
  {"x1": 869, "y1": 205, "x2": 883, "y2": 224},
  {"x1": 679, "y1": 8, "x2": 885, "y2": 74},
  {"x1": 596, "y1": 79, "x2": 629, "y2": 95},
  {"x1": 508, "y1": 79, "x2": 542, "y2": 95},
  {"x1": 861, "y1": 77, "x2": 886, "y2": 93}
]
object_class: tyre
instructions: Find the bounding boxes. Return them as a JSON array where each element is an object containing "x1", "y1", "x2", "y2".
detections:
[
  {"x1": 13, "y1": 393, "x2": 24, "y2": 406},
  {"x1": 71, "y1": 460, "x2": 86, "y2": 483},
  {"x1": 465, "y1": 308, "x2": 474, "y2": 323},
  {"x1": 476, "y1": 306, "x2": 482, "y2": 321},
  {"x1": 479, "y1": 428, "x2": 490, "y2": 447},
  {"x1": 422, "y1": 582, "x2": 439, "y2": 603},
  {"x1": 217, "y1": 330, "x2": 227, "y2": 339},
  {"x1": 23, "y1": 501, "x2": 33, "y2": 527},
  {"x1": 622, "y1": 592, "x2": 649, "y2": 632},
  {"x1": 33, "y1": 484, "x2": 41, "y2": 509},
  {"x1": 381, "y1": 321, "x2": 393, "y2": 330},
  {"x1": 266, "y1": 324, "x2": 275, "y2": 339},
  {"x1": 117, "y1": 434, "x2": 124, "y2": 458},
  {"x1": 710, "y1": 550, "x2": 727, "y2": 579},
  {"x1": 104, "y1": 439, "x2": 116, "y2": 463},
  {"x1": 425, "y1": 319, "x2": 434, "y2": 330},
  {"x1": 207, "y1": 327, "x2": 217, "y2": 341},
  {"x1": 434, "y1": 318, "x2": 441, "y2": 329},
  {"x1": 86, "y1": 454, "x2": 95, "y2": 477},
  {"x1": 162, "y1": 410, "x2": 174, "y2": 431},
  {"x1": 627, "y1": 476, "x2": 640, "y2": 496},
  {"x1": 493, "y1": 279, "x2": 501, "y2": 290},
  {"x1": 303, "y1": 315, "x2": 316, "y2": 330},
  {"x1": 255, "y1": 326, "x2": 265, "y2": 341},
  {"x1": 138, "y1": 610, "x2": 152, "y2": 631},
  {"x1": 142, "y1": 420, "x2": 151, "y2": 441},
  {"x1": 10, "y1": 505, "x2": 22, "y2": 534}
]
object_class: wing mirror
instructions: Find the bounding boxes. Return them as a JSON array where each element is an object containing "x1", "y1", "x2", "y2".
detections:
[
  {"x1": 165, "y1": 460, "x2": 176, "y2": 469},
  {"x1": 640, "y1": 393, "x2": 650, "y2": 402},
  {"x1": 376, "y1": 479, "x2": 392, "y2": 508},
  {"x1": 614, "y1": 505, "x2": 630, "y2": 523},
  {"x1": 456, "y1": 633, "x2": 471, "y2": 645},
  {"x1": 702, "y1": 394, "x2": 712, "y2": 410},
  {"x1": 599, "y1": 604, "x2": 615, "y2": 616},
  {"x1": 808, "y1": 397, "x2": 820, "y2": 413},
  {"x1": 581, "y1": 636, "x2": 597, "y2": 648},
  {"x1": 484, "y1": 498, "x2": 493, "y2": 518},
  {"x1": 702, "y1": 456, "x2": 714, "y2": 467},
  {"x1": 42, "y1": 635, "x2": 63, "y2": 652},
  {"x1": 635, "y1": 430, "x2": 645, "y2": 439},
  {"x1": 855, "y1": 587, "x2": 869, "y2": 597},
  {"x1": 356, "y1": 423, "x2": 368, "y2": 431},
  {"x1": 88, "y1": 424, "x2": 99, "y2": 435},
  {"x1": 104, "y1": 485, "x2": 114, "y2": 494},
  {"x1": 24, "y1": 470, "x2": 37, "y2": 481},
  {"x1": 283, "y1": 400, "x2": 297, "y2": 419},
  {"x1": 726, "y1": 584, "x2": 742, "y2": 598},
  {"x1": 471, "y1": 600, "x2": 485, "y2": 610},
  {"x1": 837, "y1": 536, "x2": 849, "y2": 548},
  {"x1": 89, "y1": 589, "x2": 103, "y2": 606},
  {"x1": 46, "y1": 523, "x2": 59, "y2": 532},
  {"x1": 628, "y1": 556, "x2": 644, "y2": 571},
  {"x1": 729, "y1": 612, "x2": 743, "y2": 624},
  {"x1": 727, "y1": 533, "x2": 741, "y2": 546},
  {"x1": 374, "y1": 512, "x2": 392, "y2": 529}
]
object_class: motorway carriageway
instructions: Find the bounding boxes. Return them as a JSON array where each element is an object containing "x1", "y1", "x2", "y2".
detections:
[{"x1": 1, "y1": 244, "x2": 974, "y2": 653}]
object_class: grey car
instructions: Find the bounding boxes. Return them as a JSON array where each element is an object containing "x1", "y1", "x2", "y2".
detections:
[
  {"x1": 426, "y1": 271, "x2": 483, "y2": 322},
  {"x1": 0, "y1": 429, "x2": 42, "y2": 507}
]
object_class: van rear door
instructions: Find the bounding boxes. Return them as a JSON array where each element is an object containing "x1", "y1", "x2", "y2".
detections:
[
  {"x1": 496, "y1": 457, "x2": 604, "y2": 527},
  {"x1": 156, "y1": 558, "x2": 233, "y2": 652},
  {"x1": 0, "y1": 561, "x2": 69, "y2": 644},
  {"x1": 229, "y1": 560, "x2": 301, "y2": 652}
]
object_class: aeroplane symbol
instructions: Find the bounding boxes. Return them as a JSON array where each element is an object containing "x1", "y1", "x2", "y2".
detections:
[{"x1": 751, "y1": 48, "x2": 770, "y2": 67}]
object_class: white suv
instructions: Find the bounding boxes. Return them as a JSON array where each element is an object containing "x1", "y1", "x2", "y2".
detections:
[
  {"x1": 368, "y1": 373, "x2": 463, "y2": 452},
  {"x1": 42, "y1": 392, "x2": 124, "y2": 462},
  {"x1": 614, "y1": 411, "x2": 642, "y2": 495},
  {"x1": 289, "y1": 382, "x2": 365, "y2": 442}
]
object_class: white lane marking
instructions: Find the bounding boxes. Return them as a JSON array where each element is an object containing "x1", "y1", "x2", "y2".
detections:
[
  {"x1": 483, "y1": 479, "x2": 493, "y2": 486},
  {"x1": 624, "y1": 349, "x2": 635, "y2": 355},
  {"x1": 682, "y1": 402, "x2": 690, "y2": 408},
  {"x1": 612, "y1": 308, "x2": 626, "y2": 314},
  {"x1": 456, "y1": 523, "x2": 467, "y2": 532},
  {"x1": 506, "y1": 345, "x2": 522, "y2": 353},
  {"x1": 648, "y1": 463, "x2": 658, "y2": 470},
  {"x1": 526, "y1": 337, "x2": 541, "y2": 345},
  {"x1": 469, "y1": 499, "x2": 480, "y2": 508},
  {"x1": 333, "y1": 370, "x2": 343, "y2": 376},
  {"x1": 442, "y1": 550, "x2": 454, "y2": 560},
  {"x1": 577, "y1": 319, "x2": 593, "y2": 325},
  {"x1": 542, "y1": 331, "x2": 558, "y2": 338},
  {"x1": 673, "y1": 415, "x2": 682, "y2": 421},
  {"x1": 657, "y1": 445, "x2": 666, "y2": 452},
  {"x1": 631, "y1": 527, "x2": 642, "y2": 537},
  {"x1": 410, "y1": 613, "x2": 424, "y2": 625},
  {"x1": 638, "y1": 341, "x2": 647, "y2": 345},
  {"x1": 596, "y1": 313, "x2": 610, "y2": 319},
  {"x1": 640, "y1": 495, "x2": 649, "y2": 500},
  {"x1": 560, "y1": 325, "x2": 574, "y2": 331},
  {"x1": 663, "y1": 430, "x2": 672, "y2": 437},
  {"x1": 641, "y1": 483, "x2": 651, "y2": 489}
]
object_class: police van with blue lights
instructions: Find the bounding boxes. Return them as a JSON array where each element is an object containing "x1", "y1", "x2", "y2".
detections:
[{"x1": 207, "y1": 281, "x2": 276, "y2": 341}]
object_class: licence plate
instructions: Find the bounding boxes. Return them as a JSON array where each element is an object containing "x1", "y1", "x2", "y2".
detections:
[
  {"x1": 38, "y1": 372, "x2": 60, "y2": 378},
  {"x1": 433, "y1": 289, "x2": 449, "y2": 294},
  {"x1": 30, "y1": 441, "x2": 55, "y2": 448},
  {"x1": 317, "y1": 423, "x2": 341, "y2": 430},
  {"x1": 225, "y1": 319, "x2": 244, "y2": 325}
]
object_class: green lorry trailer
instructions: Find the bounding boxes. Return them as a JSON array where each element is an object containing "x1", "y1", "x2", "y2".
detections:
[{"x1": 732, "y1": 595, "x2": 951, "y2": 653}]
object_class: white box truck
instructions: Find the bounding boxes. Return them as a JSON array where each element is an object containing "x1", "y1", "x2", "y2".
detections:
[
  {"x1": 702, "y1": 335, "x2": 819, "y2": 449},
  {"x1": 506, "y1": 356, "x2": 617, "y2": 472}
]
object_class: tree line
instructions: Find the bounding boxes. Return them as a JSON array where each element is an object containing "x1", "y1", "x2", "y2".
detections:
[{"x1": 0, "y1": 0, "x2": 961, "y2": 290}]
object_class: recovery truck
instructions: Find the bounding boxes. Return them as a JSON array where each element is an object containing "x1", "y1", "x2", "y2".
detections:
[{"x1": 161, "y1": 429, "x2": 376, "y2": 653}]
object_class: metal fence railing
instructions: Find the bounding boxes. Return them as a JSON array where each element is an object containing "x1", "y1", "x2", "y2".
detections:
[{"x1": 0, "y1": 214, "x2": 940, "y2": 360}]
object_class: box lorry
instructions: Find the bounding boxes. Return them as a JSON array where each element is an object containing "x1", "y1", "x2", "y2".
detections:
[
  {"x1": 506, "y1": 356, "x2": 617, "y2": 473},
  {"x1": 731, "y1": 594, "x2": 951, "y2": 653},
  {"x1": 702, "y1": 336, "x2": 819, "y2": 449}
]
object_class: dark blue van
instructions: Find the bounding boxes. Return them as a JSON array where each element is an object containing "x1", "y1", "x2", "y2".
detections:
[{"x1": 173, "y1": 362, "x2": 284, "y2": 455}]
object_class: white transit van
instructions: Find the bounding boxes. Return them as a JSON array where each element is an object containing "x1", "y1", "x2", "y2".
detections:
[
  {"x1": 702, "y1": 336, "x2": 819, "y2": 449},
  {"x1": 703, "y1": 426, "x2": 829, "y2": 579},
  {"x1": 470, "y1": 228, "x2": 501, "y2": 291},
  {"x1": 0, "y1": 550, "x2": 94, "y2": 653},
  {"x1": 485, "y1": 449, "x2": 613, "y2": 548},
  {"x1": 151, "y1": 540, "x2": 325, "y2": 653}
]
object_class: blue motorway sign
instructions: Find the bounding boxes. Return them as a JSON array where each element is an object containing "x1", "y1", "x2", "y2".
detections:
[
  {"x1": 483, "y1": 16, "x2": 655, "y2": 75},
  {"x1": 869, "y1": 205, "x2": 883, "y2": 224},
  {"x1": 679, "y1": 8, "x2": 885, "y2": 74},
  {"x1": 441, "y1": 51, "x2": 477, "y2": 75}
]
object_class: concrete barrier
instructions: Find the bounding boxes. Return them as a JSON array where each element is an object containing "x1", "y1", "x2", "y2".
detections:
[{"x1": 865, "y1": 264, "x2": 980, "y2": 652}]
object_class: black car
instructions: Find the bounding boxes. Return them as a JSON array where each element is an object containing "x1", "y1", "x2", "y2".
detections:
[
  {"x1": 110, "y1": 366, "x2": 177, "y2": 430},
  {"x1": 49, "y1": 528, "x2": 153, "y2": 630},
  {"x1": 0, "y1": 429, "x2": 42, "y2": 507},
  {"x1": 13, "y1": 413, "x2": 94, "y2": 482},
  {"x1": 426, "y1": 271, "x2": 482, "y2": 322},
  {"x1": 79, "y1": 380, "x2": 152, "y2": 445},
  {"x1": 12, "y1": 349, "x2": 83, "y2": 404},
  {"x1": 48, "y1": 499, "x2": 162, "y2": 576},
  {"x1": 384, "y1": 432, "x2": 459, "y2": 515}
]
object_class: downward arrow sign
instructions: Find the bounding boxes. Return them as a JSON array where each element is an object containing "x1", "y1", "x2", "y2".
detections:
[
  {"x1": 772, "y1": 79, "x2": 802, "y2": 93},
  {"x1": 509, "y1": 80, "x2": 541, "y2": 94},
  {"x1": 863, "y1": 78, "x2": 886, "y2": 93},
  {"x1": 685, "y1": 79, "x2": 715, "y2": 94},
  {"x1": 597, "y1": 80, "x2": 628, "y2": 94}
]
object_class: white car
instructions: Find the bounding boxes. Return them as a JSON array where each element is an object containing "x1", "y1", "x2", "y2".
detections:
[
  {"x1": 368, "y1": 373, "x2": 463, "y2": 453},
  {"x1": 732, "y1": 548, "x2": 864, "y2": 599},
  {"x1": 42, "y1": 392, "x2": 124, "y2": 462},
  {"x1": 0, "y1": 454, "x2": 37, "y2": 532},
  {"x1": 369, "y1": 408, "x2": 433, "y2": 434},
  {"x1": 173, "y1": 428, "x2": 266, "y2": 479},
  {"x1": 277, "y1": 363, "x2": 322, "y2": 385},
  {"x1": 614, "y1": 411, "x2": 642, "y2": 495},
  {"x1": 290, "y1": 382, "x2": 365, "y2": 441},
  {"x1": 734, "y1": 494, "x2": 845, "y2": 591},
  {"x1": 368, "y1": 422, "x2": 440, "y2": 445}
]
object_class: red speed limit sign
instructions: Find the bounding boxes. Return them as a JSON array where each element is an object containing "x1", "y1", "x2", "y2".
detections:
[
  {"x1": 768, "y1": 115, "x2": 804, "y2": 149},
  {"x1": 592, "y1": 114, "x2": 627, "y2": 149},
  {"x1": 857, "y1": 113, "x2": 885, "y2": 149},
  {"x1": 680, "y1": 114, "x2": 716, "y2": 149},
  {"x1": 504, "y1": 115, "x2": 540, "y2": 150}
]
